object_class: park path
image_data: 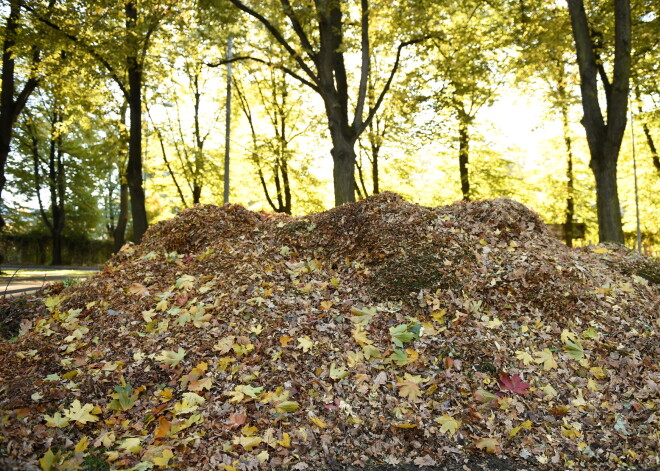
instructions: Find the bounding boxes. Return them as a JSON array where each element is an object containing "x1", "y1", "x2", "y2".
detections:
[{"x1": 0, "y1": 266, "x2": 100, "y2": 298}]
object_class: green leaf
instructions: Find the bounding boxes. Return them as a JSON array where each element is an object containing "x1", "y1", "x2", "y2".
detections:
[
  {"x1": 274, "y1": 401, "x2": 300, "y2": 413},
  {"x1": 330, "y1": 363, "x2": 349, "y2": 380},
  {"x1": 109, "y1": 382, "x2": 138, "y2": 411},
  {"x1": 349, "y1": 306, "x2": 377, "y2": 326},
  {"x1": 389, "y1": 324, "x2": 417, "y2": 347},
  {"x1": 388, "y1": 349, "x2": 409, "y2": 366},
  {"x1": 582, "y1": 327, "x2": 598, "y2": 339},
  {"x1": 563, "y1": 339, "x2": 585, "y2": 361}
]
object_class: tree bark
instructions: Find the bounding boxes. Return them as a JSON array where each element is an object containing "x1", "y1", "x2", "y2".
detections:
[
  {"x1": 458, "y1": 110, "x2": 471, "y2": 201},
  {"x1": 125, "y1": 1, "x2": 148, "y2": 242},
  {"x1": 331, "y1": 138, "x2": 357, "y2": 206},
  {"x1": 113, "y1": 179, "x2": 129, "y2": 252},
  {"x1": 0, "y1": 1, "x2": 41, "y2": 231},
  {"x1": 567, "y1": 0, "x2": 630, "y2": 243}
]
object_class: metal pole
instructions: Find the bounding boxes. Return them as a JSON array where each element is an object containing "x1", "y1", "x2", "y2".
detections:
[
  {"x1": 223, "y1": 36, "x2": 233, "y2": 204},
  {"x1": 630, "y1": 107, "x2": 642, "y2": 253}
]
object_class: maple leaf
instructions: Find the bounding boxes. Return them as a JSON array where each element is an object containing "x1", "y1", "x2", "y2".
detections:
[
  {"x1": 396, "y1": 373, "x2": 427, "y2": 400},
  {"x1": 430, "y1": 309, "x2": 446, "y2": 322},
  {"x1": 473, "y1": 389, "x2": 499, "y2": 405},
  {"x1": 475, "y1": 437, "x2": 500, "y2": 454},
  {"x1": 389, "y1": 323, "x2": 418, "y2": 347},
  {"x1": 533, "y1": 348, "x2": 558, "y2": 370},
  {"x1": 120, "y1": 436, "x2": 142, "y2": 453},
  {"x1": 349, "y1": 306, "x2": 377, "y2": 326},
  {"x1": 540, "y1": 383, "x2": 558, "y2": 399},
  {"x1": 278, "y1": 432, "x2": 291, "y2": 448},
  {"x1": 388, "y1": 349, "x2": 409, "y2": 366},
  {"x1": 154, "y1": 417, "x2": 171, "y2": 439},
  {"x1": 515, "y1": 350, "x2": 533, "y2": 366},
  {"x1": 64, "y1": 400, "x2": 99, "y2": 425},
  {"x1": 362, "y1": 344, "x2": 382, "y2": 359},
  {"x1": 497, "y1": 372, "x2": 530, "y2": 395},
  {"x1": 188, "y1": 376, "x2": 213, "y2": 392},
  {"x1": 152, "y1": 449, "x2": 174, "y2": 468},
  {"x1": 235, "y1": 436, "x2": 262, "y2": 450},
  {"x1": 175, "y1": 274, "x2": 195, "y2": 290},
  {"x1": 563, "y1": 339, "x2": 585, "y2": 361},
  {"x1": 128, "y1": 283, "x2": 149, "y2": 296},
  {"x1": 297, "y1": 336, "x2": 314, "y2": 352},
  {"x1": 156, "y1": 347, "x2": 186, "y2": 367},
  {"x1": 434, "y1": 414, "x2": 460, "y2": 436},
  {"x1": 109, "y1": 381, "x2": 139, "y2": 411},
  {"x1": 352, "y1": 326, "x2": 373, "y2": 346},
  {"x1": 44, "y1": 412, "x2": 70, "y2": 428},
  {"x1": 329, "y1": 363, "x2": 349, "y2": 380}
]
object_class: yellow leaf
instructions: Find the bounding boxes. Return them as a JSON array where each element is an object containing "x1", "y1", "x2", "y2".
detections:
[
  {"x1": 274, "y1": 401, "x2": 300, "y2": 413},
  {"x1": 362, "y1": 344, "x2": 381, "y2": 360},
  {"x1": 74, "y1": 436, "x2": 89, "y2": 454},
  {"x1": 156, "y1": 347, "x2": 186, "y2": 367},
  {"x1": 394, "y1": 423, "x2": 417, "y2": 428},
  {"x1": 434, "y1": 414, "x2": 460, "y2": 436},
  {"x1": 508, "y1": 420, "x2": 532, "y2": 438},
  {"x1": 120, "y1": 437, "x2": 142, "y2": 454},
  {"x1": 571, "y1": 389, "x2": 587, "y2": 407},
  {"x1": 279, "y1": 336, "x2": 293, "y2": 347},
  {"x1": 256, "y1": 450, "x2": 270, "y2": 463},
  {"x1": 235, "y1": 436, "x2": 262, "y2": 450},
  {"x1": 152, "y1": 449, "x2": 174, "y2": 467},
  {"x1": 39, "y1": 448, "x2": 57, "y2": 471},
  {"x1": 515, "y1": 350, "x2": 534, "y2": 366},
  {"x1": 540, "y1": 383, "x2": 558, "y2": 399},
  {"x1": 277, "y1": 432, "x2": 291, "y2": 448},
  {"x1": 44, "y1": 412, "x2": 70, "y2": 428},
  {"x1": 189, "y1": 376, "x2": 213, "y2": 392},
  {"x1": 475, "y1": 437, "x2": 500, "y2": 454},
  {"x1": 64, "y1": 400, "x2": 99, "y2": 425},
  {"x1": 396, "y1": 373, "x2": 427, "y2": 401},
  {"x1": 591, "y1": 246, "x2": 609, "y2": 254},
  {"x1": 352, "y1": 325, "x2": 372, "y2": 346},
  {"x1": 297, "y1": 336, "x2": 314, "y2": 352},
  {"x1": 431, "y1": 309, "x2": 446, "y2": 322},
  {"x1": 154, "y1": 417, "x2": 171, "y2": 440},
  {"x1": 309, "y1": 415, "x2": 327, "y2": 428},
  {"x1": 533, "y1": 348, "x2": 558, "y2": 370}
]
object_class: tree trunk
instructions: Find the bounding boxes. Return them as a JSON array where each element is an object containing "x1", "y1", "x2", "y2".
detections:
[
  {"x1": 567, "y1": 0, "x2": 630, "y2": 244},
  {"x1": 371, "y1": 143, "x2": 380, "y2": 195},
  {"x1": 591, "y1": 151, "x2": 624, "y2": 243},
  {"x1": 125, "y1": 1, "x2": 148, "y2": 242},
  {"x1": 458, "y1": 112, "x2": 471, "y2": 201},
  {"x1": 559, "y1": 78, "x2": 575, "y2": 247},
  {"x1": 113, "y1": 179, "x2": 129, "y2": 252},
  {"x1": 331, "y1": 138, "x2": 357, "y2": 206}
]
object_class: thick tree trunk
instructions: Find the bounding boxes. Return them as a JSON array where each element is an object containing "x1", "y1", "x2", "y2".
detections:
[
  {"x1": 567, "y1": 0, "x2": 630, "y2": 243},
  {"x1": 591, "y1": 151, "x2": 624, "y2": 243},
  {"x1": 125, "y1": 2, "x2": 148, "y2": 242},
  {"x1": 331, "y1": 138, "x2": 357, "y2": 206},
  {"x1": 458, "y1": 114, "x2": 471, "y2": 201}
]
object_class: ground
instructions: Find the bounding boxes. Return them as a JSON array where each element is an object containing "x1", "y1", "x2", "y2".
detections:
[{"x1": 0, "y1": 193, "x2": 658, "y2": 471}]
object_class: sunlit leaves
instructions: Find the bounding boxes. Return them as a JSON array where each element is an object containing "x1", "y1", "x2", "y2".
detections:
[{"x1": 515, "y1": 350, "x2": 534, "y2": 365}]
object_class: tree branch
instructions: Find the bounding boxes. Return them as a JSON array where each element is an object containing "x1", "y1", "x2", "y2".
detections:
[
  {"x1": 356, "y1": 38, "x2": 426, "y2": 139},
  {"x1": 353, "y1": 0, "x2": 370, "y2": 131},
  {"x1": 226, "y1": 0, "x2": 319, "y2": 84},
  {"x1": 280, "y1": 0, "x2": 317, "y2": 63},
  {"x1": 206, "y1": 55, "x2": 320, "y2": 93}
]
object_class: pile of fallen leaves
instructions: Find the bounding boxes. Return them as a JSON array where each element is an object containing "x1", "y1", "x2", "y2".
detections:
[{"x1": 0, "y1": 192, "x2": 658, "y2": 471}]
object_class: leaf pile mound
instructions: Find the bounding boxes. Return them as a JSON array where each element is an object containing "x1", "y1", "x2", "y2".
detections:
[{"x1": 0, "y1": 192, "x2": 658, "y2": 471}]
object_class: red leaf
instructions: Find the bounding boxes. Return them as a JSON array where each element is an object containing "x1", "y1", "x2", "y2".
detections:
[{"x1": 497, "y1": 372, "x2": 530, "y2": 395}]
